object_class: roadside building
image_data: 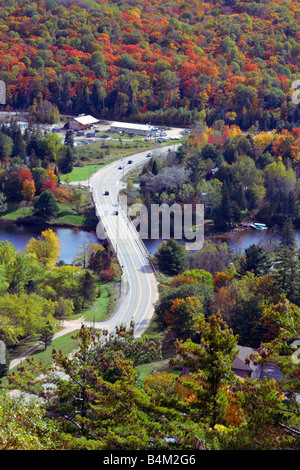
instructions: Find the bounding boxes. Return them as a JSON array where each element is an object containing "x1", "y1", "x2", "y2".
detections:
[
  {"x1": 65, "y1": 114, "x2": 99, "y2": 131},
  {"x1": 110, "y1": 121, "x2": 153, "y2": 136},
  {"x1": 4, "y1": 120, "x2": 28, "y2": 133}
]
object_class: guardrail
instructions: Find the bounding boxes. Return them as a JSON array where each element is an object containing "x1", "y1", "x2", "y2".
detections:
[
  {"x1": 90, "y1": 145, "x2": 179, "y2": 280},
  {"x1": 117, "y1": 194, "x2": 162, "y2": 279},
  {"x1": 90, "y1": 188, "x2": 125, "y2": 276}
]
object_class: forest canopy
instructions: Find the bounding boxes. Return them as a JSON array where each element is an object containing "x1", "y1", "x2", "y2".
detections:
[{"x1": 0, "y1": 0, "x2": 298, "y2": 129}]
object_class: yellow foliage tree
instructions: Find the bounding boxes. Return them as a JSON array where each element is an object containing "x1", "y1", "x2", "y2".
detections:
[
  {"x1": 25, "y1": 229, "x2": 61, "y2": 268},
  {"x1": 21, "y1": 179, "x2": 36, "y2": 202},
  {"x1": 253, "y1": 131, "x2": 275, "y2": 153},
  {"x1": 175, "y1": 374, "x2": 204, "y2": 401}
]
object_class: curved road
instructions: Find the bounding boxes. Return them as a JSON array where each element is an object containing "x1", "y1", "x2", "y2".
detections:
[
  {"x1": 83, "y1": 145, "x2": 178, "y2": 337},
  {"x1": 9, "y1": 146, "x2": 177, "y2": 371}
]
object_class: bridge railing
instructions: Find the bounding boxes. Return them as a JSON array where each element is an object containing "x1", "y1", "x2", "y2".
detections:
[{"x1": 117, "y1": 194, "x2": 162, "y2": 279}]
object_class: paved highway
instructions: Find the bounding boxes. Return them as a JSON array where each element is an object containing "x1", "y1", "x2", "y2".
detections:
[
  {"x1": 8, "y1": 145, "x2": 180, "y2": 399},
  {"x1": 9, "y1": 145, "x2": 179, "y2": 374},
  {"x1": 86, "y1": 146, "x2": 177, "y2": 337}
]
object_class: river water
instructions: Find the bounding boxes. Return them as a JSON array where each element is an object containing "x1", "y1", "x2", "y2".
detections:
[
  {"x1": 0, "y1": 222, "x2": 299, "y2": 262},
  {"x1": 143, "y1": 227, "x2": 300, "y2": 254},
  {"x1": 0, "y1": 223, "x2": 99, "y2": 264}
]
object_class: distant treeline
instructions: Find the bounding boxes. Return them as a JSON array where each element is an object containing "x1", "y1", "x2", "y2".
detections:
[{"x1": 0, "y1": 0, "x2": 299, "y2": 129}]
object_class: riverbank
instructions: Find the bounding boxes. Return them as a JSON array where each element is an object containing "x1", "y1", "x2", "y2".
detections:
[
  {"x1": 0, "y1": 215, "x2": 97, "y2": 232},
  {"x1": 0, "y1": 199, "x2": 98, "y2": 232}
]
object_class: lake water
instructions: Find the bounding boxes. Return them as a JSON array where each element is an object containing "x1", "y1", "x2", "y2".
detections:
[
  {"x1": 143, "y1": 227, "x2": 300, "y2": 254},
  {"x1": 0, "y1": 223, "x2": 99, "y2": 264},
  {"x1": 1, "y1": 222, "x2": 300, "y2": 263}
]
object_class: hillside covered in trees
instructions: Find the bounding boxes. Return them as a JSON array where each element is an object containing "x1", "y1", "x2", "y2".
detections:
[
  {"x1": 0, "y1": 0, "x2": 299, "y2": 453},
  {"x1": 0, "y1": 0, "x2": 299, "y2": 128}
]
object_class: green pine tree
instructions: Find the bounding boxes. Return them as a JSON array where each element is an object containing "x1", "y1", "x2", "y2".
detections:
[
  {"x1": 154, "y1": 239, "x2": 187, "y2": 276},
  {"x1": 34, "y1": 190, "x2": 59, "y2": 218},
  {"x1": 59, "y1": 147, "x2": 74, "y2": 175},
  {"x1": 280, "y1": 217, "x2": 296, "y2": 250},
  {"x1": 238, "y1": 244, "x2": 272, "y2": 277}
]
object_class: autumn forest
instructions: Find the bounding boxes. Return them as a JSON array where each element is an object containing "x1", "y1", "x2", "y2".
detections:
[
  {"x1": 0, "y1": 0, "x2": 299, "y2": 454},
  {"x1": 0, "y1": 0, "x2": 299, "y2": 128}
]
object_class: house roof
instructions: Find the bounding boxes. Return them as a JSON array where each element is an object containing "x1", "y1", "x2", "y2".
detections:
[
  {"x1": 110, "y1": 121, "x2": 152, "y2": 131},
  {"x1": 258, "y1": 363, "x2": 283, "y2": 381},
  {"x1": 235, "y1": 345, "x2": 258, "y2": 369},
  {"x1": 234, "y1": 346, "x2": 284, "y2": 381},
  {"x1": 71, "y1": 115, "x2": 99, "y2": 125},
  {"x1": 232, "y1": 356, "x2": 253, "y2": 371}
]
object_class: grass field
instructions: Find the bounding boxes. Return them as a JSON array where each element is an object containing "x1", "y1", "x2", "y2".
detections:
[
  {"x1": 135, "y1": 359, "x2": 171, "y2": 382},
  {"x1": 61, "y1": 164, "x2": 105, "y2": 182},
  {"x1": 1, "y1": 202, "x2": 34, "y2": 220},
  {"x1": 77, "y1": 280, "x2": 116, "y2": 322},
  {"x1": 5, "y1": 332, "x2": 79, "y2": 379},
  {"x1": 31, "y1": 331, "x2": 79, "y2": 367},
  {"x1": 61, "y1": 136, "x2": 181, "y2": 182},
  {"x1": 49, "y1": 202, "x2": 96, "y2": 228},
  {"x1": 1, "y1": 200, "x2": 97, "y2": 229},
  {"x1": 4, "y1": 279, "x2": 116, "y2": 379}
]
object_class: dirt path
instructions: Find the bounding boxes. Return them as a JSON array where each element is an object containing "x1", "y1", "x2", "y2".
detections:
[{"x1": 9, "y1": 317, "x2": 85, "y2": 370}]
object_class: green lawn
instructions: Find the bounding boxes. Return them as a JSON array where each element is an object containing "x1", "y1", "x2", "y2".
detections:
[
  {"x1": 135, "y1": 359, "x2": 171, "y2": 382},
  {"x1": 30, "y1": 331, "x2": 79, "y2": 368},
  {"x1": 4, "y1": 280, "x2": 115, "y2": 380},
  {"x1": 61, "y1": 164, "x2": 105, "y2": 182},
  {"x1": 1, "y1": 201, "x2": 97, "y2": 229},
  {"x1": 50, "y1": 203, "x2": 96, "y2": 227},
  {"x1": 61, "y1": 137, "x2": 181, "y2": 183},
  {"x1": 1, "y1": 202, "x2": 33, "y2": 220},
  {"x1": 78, "y1": 280, "x2": 115, "y2": 322},
  {"x1": 1, "y1": 332, "x2": 79, "y2": 385},
  {"x1": 140, "y1": 317, "x2": 165, "y2": 342}
]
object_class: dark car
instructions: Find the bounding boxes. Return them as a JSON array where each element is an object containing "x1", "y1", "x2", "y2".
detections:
[
  {"x1": 112, "y1": 210, "x2": 118, "y2": 215},
  {"x1": 104, "y1": 191, "x2": 109, "y2": 195},
  {"x1": 127, "y1": 160, "x2": 133, "y2": 164},
  {"x1": 146, "y1": 153, "x2": 151, "y2": 157},
  {"x1": 118, "y1": 166, "x2": 123, "y2": 170}
]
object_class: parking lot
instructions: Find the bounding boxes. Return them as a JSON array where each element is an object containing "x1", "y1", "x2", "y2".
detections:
[{"x1": 49, "y1": 120, "x2": 187, "y2": 146}]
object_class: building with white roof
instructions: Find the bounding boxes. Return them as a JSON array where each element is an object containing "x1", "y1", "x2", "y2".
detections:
[
  {"x1": 110, "y1": 121, "x2": 153, "y2": 136},
  {"x1": 66, "y1": 114, "x2": 99, "y2": 130}
]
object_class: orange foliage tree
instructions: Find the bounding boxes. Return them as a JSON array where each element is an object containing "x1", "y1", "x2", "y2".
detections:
[
  {"x1": 165, "y1": 296, "x2": 203, "y2": 340},
  {"x1": 21, "y1": 179, "x2": 36, "y2": 202}
]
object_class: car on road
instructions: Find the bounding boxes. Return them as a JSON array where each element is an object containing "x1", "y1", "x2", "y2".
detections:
[
  {"x1": 127, "y1": 160, "x2": 133, "y2": 164},
  {"x1": 146, "y1": 153, "x2": 151, "y2": 157},
  {"x1": 104, "y1": 191, "x2": 109, "y2": 195},
  {"x1": 112, "y1": 210, "x2": 119, "y2": 215},
  {"x1": 118, "y1": 166, "x2": 123, "y2": 170}
]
